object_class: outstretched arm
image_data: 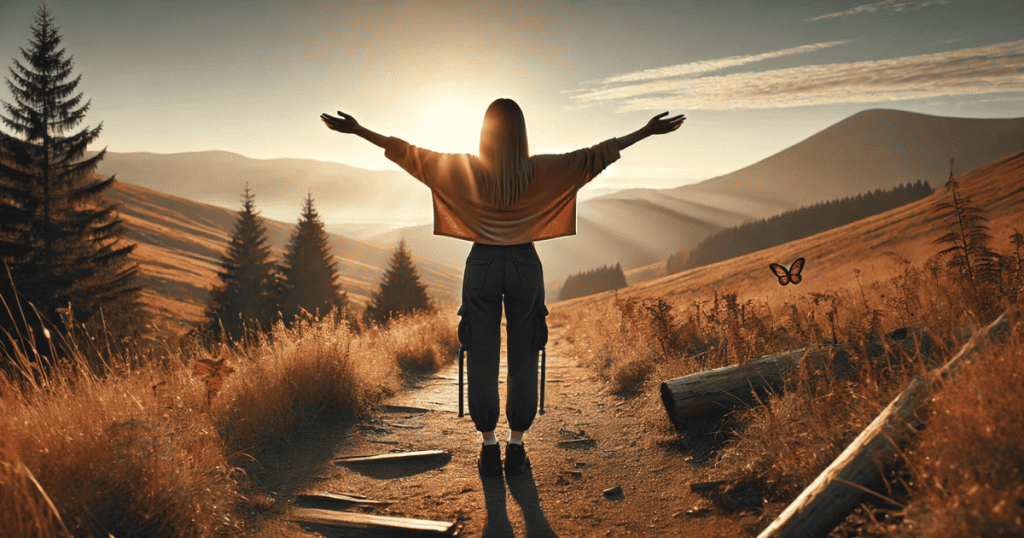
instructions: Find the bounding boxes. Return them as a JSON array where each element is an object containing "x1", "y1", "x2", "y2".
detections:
[
  {"x1": 615, "y1": 112, "x2": 686, "y2": 152},
  {"x1": 320, "y1": 111, "x2": 389, "y2": 149}
]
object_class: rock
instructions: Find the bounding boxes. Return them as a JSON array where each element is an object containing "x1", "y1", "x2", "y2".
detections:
[{"x1": 602, "y1": 486, "x2": 623, "y2": 499}]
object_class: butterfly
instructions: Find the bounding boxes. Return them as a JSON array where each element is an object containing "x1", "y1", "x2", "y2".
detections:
[{"x1": 769, "y1": 257, "x2": 805, "y2": 286}]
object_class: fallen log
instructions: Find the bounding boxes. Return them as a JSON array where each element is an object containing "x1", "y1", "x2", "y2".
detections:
[
  {"x1": 660, "y1": 329, "x2": 933, "y2": 426},
  {"x1": 659, "y1": 347, "x2": 818, "y2": 425},
  {"x1": 335, "y1": 449, "x2": 449, "y2": 463},
  {"x1": 757, "y1": 312, "x2": 1010, "y2": 538},
  {"x1": 289, "y1": 507, "x2": 456, "y2": 535}
]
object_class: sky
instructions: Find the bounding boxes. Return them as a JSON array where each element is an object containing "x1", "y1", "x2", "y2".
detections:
[{"x1": 1, "y1": 0, "x2": 1022, "y2": 193}]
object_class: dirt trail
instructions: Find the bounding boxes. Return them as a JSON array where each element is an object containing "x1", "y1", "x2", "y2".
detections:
[{"x1": 260, "y1": 325, "x2": 758, "y2": 538}]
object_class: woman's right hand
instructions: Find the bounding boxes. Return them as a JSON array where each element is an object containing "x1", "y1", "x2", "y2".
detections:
[
  {"x1": 320, "y1": 111, "x2": 363, "y2": 134},
  {"x1": 644, "y1": 112, "x2": 686, "y2": 135}
]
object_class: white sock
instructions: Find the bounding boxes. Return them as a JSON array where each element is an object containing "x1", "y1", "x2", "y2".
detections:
[
  {"x1": 508, "y1": 431, "x2": 523, "y2": 445},
  {"x1": 482, "y1": 432, "x2": 497, "y2": 446}
]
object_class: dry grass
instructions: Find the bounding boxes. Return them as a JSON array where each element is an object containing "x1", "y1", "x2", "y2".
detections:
[
  {"x1": 560, "y1": 240, "x2": 1022, "y2": 533},
  {"x1": 0, "y1": 307, "x2": 458, "y2": 537},
  {"x1": 901, "y1": 320, "x2": 1024, "y2": 536}
]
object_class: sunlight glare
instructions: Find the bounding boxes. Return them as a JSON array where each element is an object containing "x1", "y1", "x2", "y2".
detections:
[{"x1": 415, "y1": 98, "x2": 483, "y2": 155}]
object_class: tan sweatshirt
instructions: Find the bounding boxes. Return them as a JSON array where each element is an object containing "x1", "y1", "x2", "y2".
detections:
[{"x1": 383, "y1": 137, "x2": 621, "y2": 245}]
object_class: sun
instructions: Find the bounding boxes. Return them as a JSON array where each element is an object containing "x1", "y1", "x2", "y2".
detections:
[{"x1": 415, "y1": 97, "x2": 485, "y2": 155}]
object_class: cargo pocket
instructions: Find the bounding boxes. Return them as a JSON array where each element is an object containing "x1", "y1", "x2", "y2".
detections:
[
  {"x1": 464, "y1": 260, "x2": 490, "y2": 290},
  {"x1": 533, "y1": 304, "x2": 549, "y2": 350},
  {"x1": 457, "y1": 304, "x2": 471, "y2": 350}
]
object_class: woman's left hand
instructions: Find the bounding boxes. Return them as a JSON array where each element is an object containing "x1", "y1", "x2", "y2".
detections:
[{"x1": 320, "y1": 111, "x2": 362, "y2": 134}]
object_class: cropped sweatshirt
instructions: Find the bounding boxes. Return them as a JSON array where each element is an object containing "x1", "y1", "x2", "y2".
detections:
[{"x1": 382, "y1": 136, "x2": 621, "y2": 245}]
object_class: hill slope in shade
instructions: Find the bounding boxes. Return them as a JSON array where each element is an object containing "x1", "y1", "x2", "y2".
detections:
[
  {"x1": 670, "y1": 109, "x2": 1024, "y2": 209},
  {"x1": 367, "y1": 110, "x2": 1024, "y2": 287},
  {"x1": 554, "y1": 150, "x2": 1024, "y2": 315},
  {"x1": 102, "y1": 180, "x2": 461, "y2": 335}
]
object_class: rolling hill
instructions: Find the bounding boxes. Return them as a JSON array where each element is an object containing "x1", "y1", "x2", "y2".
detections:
[
  {"x1": 553, "y1": 149, "x2": 1024, "y2": 315},
  {"x1": 368, "y1": 110, "x2": 1024, "y2": 288}
]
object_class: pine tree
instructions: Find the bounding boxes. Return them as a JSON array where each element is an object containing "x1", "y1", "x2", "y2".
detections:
[
  {"x1": 363, "y1": 240, "x2": 434, "y2": 327},
  {"x1": 204, "y1": 184, "x2": 280, "y2": 339},
  {"x1": 0, "y1": 5, "x2": 143, "y2": 356},
  {"x1": 279, "y1": 192, "x2": 349, "y2": 324}
]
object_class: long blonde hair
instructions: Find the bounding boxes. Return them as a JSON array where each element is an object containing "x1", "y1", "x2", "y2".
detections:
[{"x1": 478, "y1": 98, "x2": 535, "y2": 208}]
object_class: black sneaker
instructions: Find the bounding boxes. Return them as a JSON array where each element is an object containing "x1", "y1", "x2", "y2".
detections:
[
  {"x1": 504, "y1": 442, "x2": 530, "y2": 475},
  {"x1": 478, "y1": 443, "x2": 502, "y2": 476}
]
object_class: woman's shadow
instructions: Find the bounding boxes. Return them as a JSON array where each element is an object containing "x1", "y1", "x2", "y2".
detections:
[{"x1": 481, "y1": 466, "x2": 559, "y2": 538}]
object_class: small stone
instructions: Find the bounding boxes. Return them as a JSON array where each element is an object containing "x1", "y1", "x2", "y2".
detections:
[
  {"x1": 556, "y1": 476, "x2": 571, "y2": 486},
  {"x1": 602, "y1": 486, "x2": 623, "y2": 499}
]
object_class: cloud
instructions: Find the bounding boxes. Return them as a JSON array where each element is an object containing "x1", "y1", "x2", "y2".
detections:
[
  {"x1": 807, "y1": 0, "x2": 949, "y2": 22},
  {"x1": 593, "y1": 41, "x2": 850, "y2": 84},
  {"x1": 567, "y1": 40, "x2": 1024, "y2": 111}
]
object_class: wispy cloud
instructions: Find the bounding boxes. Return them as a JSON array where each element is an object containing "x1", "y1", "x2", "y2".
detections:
[
  {"x1": 593, "y1": 41, "x2": 850, "y2": 84},
  {"x1": 567, "y1": 40, "x2": 1024, "y2": 111},
  {"x1": 807, "y1": 0, "x2": 949, "y2": 22}
]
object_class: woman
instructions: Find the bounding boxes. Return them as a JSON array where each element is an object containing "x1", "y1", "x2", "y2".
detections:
[{"x1": 321, "y1": 99, "x2": 684, "y2": 476}]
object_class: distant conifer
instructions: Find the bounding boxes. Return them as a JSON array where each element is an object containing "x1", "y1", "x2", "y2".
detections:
[
  {"x1": 204, "y1": 185, "x2": 280, "y2": 339},
  {"x1": 0, "y1": 5, "x2": 144, "y2": 359},
  {"x1": 278, "y1": 192, "x2": 350, "y2": 324},
  {"x1": 363, "y1": 240, "x2": 434, "y2": 326},
  {"x1": 559, "y1": 263, "x2": 628, "y2": 301}
]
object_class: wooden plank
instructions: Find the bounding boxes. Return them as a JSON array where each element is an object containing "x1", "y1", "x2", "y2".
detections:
[
  {"x1": 756, "y1": 378, "x2": 928, "y2": 538},
  {"x1": 289, "y1": 507, "x2": 455, "y2": 534},
  {"x1": 335, "y1": 449, "x2": 449, "y2": 463},
  {"x1": 758, "y1": 312, "x2": 1011, "y2": 538},
  {"x1": 380, "y1": 405, "x2": 430, "y2": 414},
  {"x1": 297, "y1": 492, "x2": 391, "y2": 505}
]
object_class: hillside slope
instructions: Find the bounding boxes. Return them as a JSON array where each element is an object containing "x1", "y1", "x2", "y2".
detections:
[
  {"x1": 554, "y1": 149, "x2": 1024, "y2": 314},
  {"x1": 102, "y1": 180, "x2": 461, "y2": 335}
]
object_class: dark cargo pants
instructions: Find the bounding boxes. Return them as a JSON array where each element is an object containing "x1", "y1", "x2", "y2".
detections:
[{"x1": 457, "y1": 242, "x2": 548, "y2": 433}]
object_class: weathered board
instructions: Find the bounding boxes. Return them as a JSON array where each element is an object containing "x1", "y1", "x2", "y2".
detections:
[
  {"x1": 380, "y1": 404, "x2": 431, "y2": 414},
  {"x1": 296, "y1": 492, "x2": 391, "y2": 505},
  {"x1": 335, "y1": 449, "x2": 449, "y2": 463},
  {"x1": 757, "y1": 312, "x2": 1011, "y2": 538},
  {"x1": 289, "y1": 507, "x2": 456, "y2": 535}
]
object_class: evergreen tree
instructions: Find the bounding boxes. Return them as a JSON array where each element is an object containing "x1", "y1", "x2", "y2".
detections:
[
  {"x1": 279, "y1": 192, "x2": 349, "y2": 324},
  {"x1": 0, "y1": 5, "x2": 143, "y2": 357},
  {"x1": 363, "y1": 240, "x2": 434, "y2": 327},
  {"x1": 204, "y1": 184, "x2": 280, "y2": 339}
]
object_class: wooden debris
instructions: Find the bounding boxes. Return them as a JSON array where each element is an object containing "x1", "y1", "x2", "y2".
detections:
[
  {"x1": 289, "y1": 507, "x2": 456, "y2": 535},
  {"x1": 335, "y1": 449, "x2": 449, "y2": 463},
  {"x1": 297, "y1": 492, "x2": 391, "y2": 505},
  {"x1": 380, "y1": 405, "x2": 430, "y2": 414},
  {"x1": 757, "y1": 312, "x2": 1010, "y2": 538},
  {"x1": 688, "y1": 480, "x2": 725, "y2": 492},
  {"x1": 659, "y1": 347, "x2": 812, "y2": 425},
  {"x1": 557, "y1": 438, "x2": 597, "y2": 448},
  {"x1": 659, "y1": 328, "x2": 931, "y2": 425},
  {"x1": 387, "y1": 422, "x2": 423, "y2": 429}
]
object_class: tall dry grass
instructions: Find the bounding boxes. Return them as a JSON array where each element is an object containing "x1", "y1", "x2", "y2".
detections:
[
  {"x1": 562, "y1": 245, "x2": 1022, "y2": 532},
  {"x1": 0, "y1": 307, "x2": 458, "y2": 537}
]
